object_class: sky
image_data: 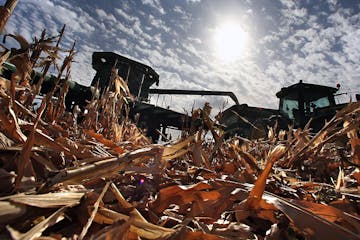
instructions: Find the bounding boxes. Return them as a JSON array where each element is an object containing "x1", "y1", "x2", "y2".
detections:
[{"x1": 2, "y1": 0, "x2": 360, "y2": 114}]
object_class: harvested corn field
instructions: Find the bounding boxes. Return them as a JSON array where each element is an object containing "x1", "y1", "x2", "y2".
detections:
[{"x1": 0, "y1": 1, "x2": 360, "y2": 239}]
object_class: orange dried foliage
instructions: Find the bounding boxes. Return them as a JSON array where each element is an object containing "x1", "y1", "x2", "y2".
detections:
[
  {"x1": 0, "y1": 104, "x2": 27, "y2": 142},
  {"x1": 85, "y1": 129, "x2": 124, "y2": 154}
]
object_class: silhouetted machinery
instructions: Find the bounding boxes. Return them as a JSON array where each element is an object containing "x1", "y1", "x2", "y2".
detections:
[
  {"x1": 24, "y1": 52, "x2": 239, "y2": 141},
  {"x1": 221, "y1": 80, "x2": 348, "y2": 138},
  {"x1": 89, "y1": 52, "x2": 241, "y2": 141},
  {"x1": 2, "y1": 52, "x2": 355, "y2": 141}
]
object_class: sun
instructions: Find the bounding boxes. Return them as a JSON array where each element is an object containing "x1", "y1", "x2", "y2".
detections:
[{"x1": 213, "y1": 22, "x2": 249, "y2": 62}]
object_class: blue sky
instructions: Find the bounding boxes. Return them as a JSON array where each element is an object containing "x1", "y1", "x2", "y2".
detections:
[{"x1": 2, "y1": 0, "x2": 360, "y2": 113}]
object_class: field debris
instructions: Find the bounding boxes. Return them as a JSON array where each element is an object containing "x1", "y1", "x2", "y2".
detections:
[{"x1": 0, "y1": 3, "x2": 359, "y2": 240}]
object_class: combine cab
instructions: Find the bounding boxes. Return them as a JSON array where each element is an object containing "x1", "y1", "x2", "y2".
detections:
[
  {"x1": 91, "y1": 52, "x2": 159, "y2": 101},
  {"x1": 276, "y1": 80, "x2": 346, "y2": 131}
]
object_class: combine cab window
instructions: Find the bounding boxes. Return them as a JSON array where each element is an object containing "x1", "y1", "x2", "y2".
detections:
[
  {"x1": 309, "y1": 96, "x2": 330, "y2": 112},
  {"x1": 281, "y1": 98, "x2": 298, "y2": 120}
]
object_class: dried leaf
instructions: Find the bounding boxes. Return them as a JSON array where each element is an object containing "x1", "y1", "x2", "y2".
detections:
[
  {"x1": 7, "y1": 206, "x2": 67, "y2": 240},
  {"x1": 89, "y1": 219, "x2": 132, "y2": 240},
  {"x1": 85, "y1": 129, "x2": 124, "y2": 154},
  {"x1": 15, "y1": 129, "x2": 35, "y2": 188},
  {"x1": 34, "y1": 129, "x2": 71, "y2": 155},
  {"x1": 150, "y1": 182, "x2": 217, "y2": 214},
  {"x1": 55, "y1": 136, "x2": 94, "y2": 159},
  {"x1": 48, "y1": 147, "x2": 163, "y2": 186},
  {"x1": 0, "y1": 104, "x2": 27, "y2": 142},
  {"x1": 291, "y1": 199, "x2": 360, "y2": 234},
  {"x1": 4, "y1": 34, "x2": 29, "y2": 50},
  {"x1": 8, "y1": 192, "x2": 84, "y2": 208},
  {"x1": 93, "y1": 207, "x2": 175, "y2": 239},
  {"x1": 350, "y1": 138, "x2": 360, "y2": 165},
  {"x1": 80, "y1": 181, "x2": 110, "y2": 240},
  {"x1": 192, "y1": 140, "x2": 210, "y2": 168},
  {"x1": 0, "y1": 201, "x2": 27, "y2": 224},
  {"x1": 263, "y1": 193, "x2": 360, "y2": 240},
  {"x1": 0, "y1": 49, "x2": 11, "y2": 69},
  {"x1": 0, "y1": 131, "x2": 14, "y2": 147},
  {"x1": 162, "y1": 135, "x2": 194, "y2": 160},
  {"x1": 248, "y1": 145, "x2": 286, "y2": 201}
]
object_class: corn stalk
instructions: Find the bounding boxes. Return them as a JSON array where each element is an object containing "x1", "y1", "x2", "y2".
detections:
[{"x1": 0, "y1": 0, "x2": 18, "y2": 34}]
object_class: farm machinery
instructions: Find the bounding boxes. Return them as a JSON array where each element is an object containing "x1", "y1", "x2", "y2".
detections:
[
  {"x1": 221, "y1": 80, "x2": 354, "y2": 138},
  {"x1": 2, "y1": 51, "x2": 356, "y2": 141}
]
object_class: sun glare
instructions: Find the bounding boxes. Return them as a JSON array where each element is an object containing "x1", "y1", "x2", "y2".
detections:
[{"x1": 214, "y1": 22, "x2": 249, "y2": 62}]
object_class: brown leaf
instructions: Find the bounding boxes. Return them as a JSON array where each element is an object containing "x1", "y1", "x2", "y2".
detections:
[
  {"x1": 0, "y1": 104, "x2": 27, "y2": 142},
  {"x1": 192, "y1": 140, "x2": 210, "y2": 168},
  {"x1": 263, "y1": 193, "x2": 360, "y2": 240},
  {"x1": 80, "y1": 182, "x2": 110, "y2": 240},
  {"x1": 162, "y1": 135, "x2": 194, "y2": 161},
  {"x1": 150, "y1": 182, "x2": 214, "y2": 214},
  {"x1": 248, "y1": 145, "x2": 286, "y2": 202},
  {"x1": 4, "y1": 34, "x2": 30, "y2": 50},
  {"x1": 114, "y1": 73, "x2": 131, "y2": 97},
  {"x1": 0, "y1": 76, "x2": 11, "y2": 91},
  {"x1": 89, "y1": 219, "x2": 132, "y2": 240},
  {"x1": 0, "y1": 49, "x2": 11, "y2": 70},
  {"x1": 7, "y1": 206, "x2": 68, "y2": 240},
  {"x1": 85, "y1": 129, "x2": 124, "y2": 154},
  {"x1": 234, "y1": 145, "x2": 260, "y2": 173},
  {"x1": 8, "y1": 192, "x2": 84, "y2": 208},
  {"x1": 350, "y1": 138, "x2": 360, "y2": 165},
  {"x1": 235, "y1": 146, "x2": 286, "y2": 222},
  {"x1": 93, "y1": 207, "x2": 175, "y2": 239},
  {"x1": 0, "y1": 131, "x2": 14, "y2": 147},
  {"x1": 55, "y1": 136, "x2": 94, "y2": 159},
  {"x1": 350, "y1": 169, "x2": 360, "y2": 184},
  {"x1": 47, "y1": 147, "x2": 163, "y2": 186},
  {"x1": 15, "y1": 130, "x2": 37, "y2": 189},
  {"x1": 291, "y1": 199, "x2": 360, "y2": 234}
]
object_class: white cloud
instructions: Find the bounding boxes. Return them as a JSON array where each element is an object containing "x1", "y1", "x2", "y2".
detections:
[
  {"x1": 95, "y1": 8, "x2": 116, "y2": 22},
  {"x1": 174, "y1": 6, "x2": 185, "y2": 15},
  {"x1": 148, "y1": 14, "x2": 170, "y2": 32},
  {"x1": 186, "y1": 0, "x2": 201, "y2": 3},
  {"x1": 114, "y1": 8, "x2": 138, "y2": 22},
  {"x1": 188, "y1": 37, "x2": 202, "y2": 44},
  {"x1": 141, "y1": 0, "x2": 165, "y2": 15},
  {"x1": 279, "y1": 0, "x2": 296, "y2": 9}
]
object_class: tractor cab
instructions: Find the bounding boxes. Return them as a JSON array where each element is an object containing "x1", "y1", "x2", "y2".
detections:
[{"x1": 276, "y1": 80, "x2": 339, "y2": 130}]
